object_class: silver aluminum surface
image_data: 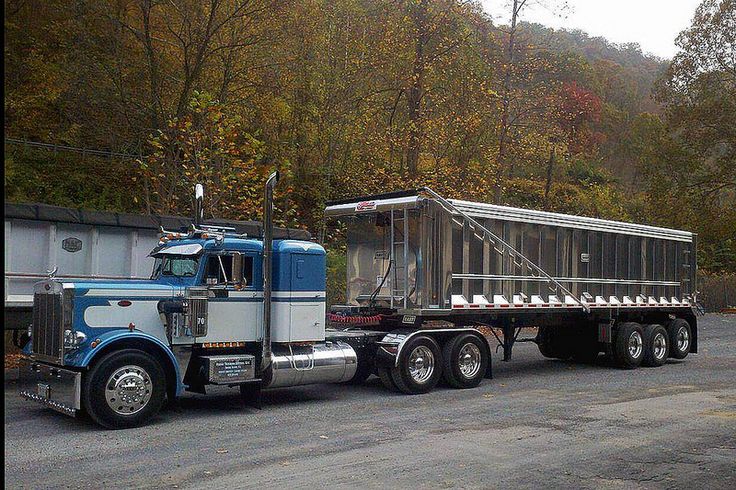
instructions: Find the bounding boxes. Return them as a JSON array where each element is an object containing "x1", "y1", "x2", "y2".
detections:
[
  {"x1": 266, "y1": 341, "x2": 358, "y2": 389},
  {"x1": 18, "y1": 358, "x2": 81, "y2": 416},
  {"x1": 30, "y1": 281, "x2": 69, "y2": 365},
  {"x1": 331, "y1": 191, "x2": 696, "y2": 312},
  {"x1": 104, "y1": 364, "x2": 153, "y2": 415},
  {"x1": 185, "y1": 288, "x2": 209, "y2": 337},
  {"x1": 202, "y1": 355, "x2": 256, "y2": 384}
]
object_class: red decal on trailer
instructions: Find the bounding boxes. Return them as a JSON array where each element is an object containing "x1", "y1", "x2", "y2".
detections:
[{"x1": 355, "y1": 201, "x2": 377, "y2": 212}]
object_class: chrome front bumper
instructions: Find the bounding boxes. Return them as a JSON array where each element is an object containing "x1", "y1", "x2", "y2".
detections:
[{"x1": 18, "y1": 358, "x2": 81, "y2": 416}]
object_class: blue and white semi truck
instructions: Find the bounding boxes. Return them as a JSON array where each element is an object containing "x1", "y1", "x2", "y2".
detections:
[{"x1": 19, "y1": 173, "x2": 699, "y2": 428}]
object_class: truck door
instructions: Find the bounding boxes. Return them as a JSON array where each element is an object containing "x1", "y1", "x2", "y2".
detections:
[
  {"x1": 287, "y1": 253, "x2": 325, "y2": 342},
  {"x1": 197, "y1": 252, "x2": 262, "y2": 343}
]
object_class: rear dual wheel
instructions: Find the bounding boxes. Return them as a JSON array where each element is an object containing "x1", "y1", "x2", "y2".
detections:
[
  {"x1": 613, "y1": 322, "x2": 645, "y2": 369},
  {"x1": 442, "y1": 333, "x2": 489, "y2": 389},
  {"x1": 380, "y1": 333, "x2": 488, "y2": 395},
  {"x1": 390, "y1": 336, "x2": 443, "y2": 394},
  {"x1": 642, "y1": 324, "x2": 669, "y2": 367},
  {"x1": 667, "y1": 319, "x2": 692, "y2": 360}
]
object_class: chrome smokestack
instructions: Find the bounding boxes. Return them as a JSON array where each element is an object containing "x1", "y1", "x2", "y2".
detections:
[
  {"x1": 194, "y1": 183, "x2": 204, "y2": 226},
  {"x1": 261, "y1": 171, "x2": 279, "y2": 375}
]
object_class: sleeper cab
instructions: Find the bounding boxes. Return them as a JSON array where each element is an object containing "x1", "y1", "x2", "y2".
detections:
[{"x1": 271, "y1": 240, "x2": 326, "y2": 343}]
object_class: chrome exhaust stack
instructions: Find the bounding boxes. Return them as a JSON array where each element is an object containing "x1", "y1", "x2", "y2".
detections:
[
  {"x1": 261, "y1": 171, "x2": 279, "y2": 376},
  {"x1": 194, "y1": 183, "x2": 204, "y2": 226}
]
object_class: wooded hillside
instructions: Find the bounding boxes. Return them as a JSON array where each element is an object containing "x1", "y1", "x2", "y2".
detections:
[{"x1": 4, "y1": 0, "x2": 735, "y2": 273}]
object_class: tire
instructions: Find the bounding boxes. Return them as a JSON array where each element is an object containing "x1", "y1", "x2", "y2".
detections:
[
  {"x1": 642, "y1": 324, "x2": 669, "y2": 367},
  {"x1": 377, "y1": 366, "x2": 399, "y2": 392},
  {"x1": 345, "y1": 354, "x2": 373, "y2": 385},
  {"x1": 82, "y1": 349, "x2": 166, "y2": 429},
  {"x1": 537, "y1": 327, "x2": 573, "y2": 360},
  {"x1": 442, "y1": 333, "x2": 489, "y2": 389},
  {"x1": 536, "y1": 327, "x2": 557, "y2": 359},
  {"x1": 571, "y1": 327, "x2": 600, "y2": 364},
  {"x1": 613, "y1": 322, "x2": 644, "y2": 369},
  {"x1": 667, "y1": 318, "x2": 692, "y2": 360},
  {"x1": 390, "y1": 335, "x2": 443, "y2": 395}
]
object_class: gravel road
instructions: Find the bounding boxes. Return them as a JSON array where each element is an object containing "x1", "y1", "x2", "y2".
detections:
[{"x1": 5, "y1": 314, "x2": 736, "y2": 489}]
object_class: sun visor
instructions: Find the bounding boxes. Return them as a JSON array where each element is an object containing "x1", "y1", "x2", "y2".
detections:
[{"x1": 151, "y1": 243, "x2": 203, "y2": 256}]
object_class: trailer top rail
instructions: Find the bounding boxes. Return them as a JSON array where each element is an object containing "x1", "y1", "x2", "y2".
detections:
[{"x1": 325, "y1": 189, "x2": 693, "y2": 242}]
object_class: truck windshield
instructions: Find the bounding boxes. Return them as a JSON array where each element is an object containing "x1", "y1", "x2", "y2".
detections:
[{"x1": 151, "y1": 255, "x2": 199, "y2": 278}]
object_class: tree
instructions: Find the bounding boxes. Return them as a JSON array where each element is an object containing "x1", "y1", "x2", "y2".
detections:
[{"x1": 141, "y1": 92, "x2": 268, "y2": 219}]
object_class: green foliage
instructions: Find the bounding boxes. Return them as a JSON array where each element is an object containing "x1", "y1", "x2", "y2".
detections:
[
  {"x1": 4, "y1": 148, "x2": 142, "y2": 212},
  {"x1": 326, "y1": 248, "x2": 347, "y2": 306}
]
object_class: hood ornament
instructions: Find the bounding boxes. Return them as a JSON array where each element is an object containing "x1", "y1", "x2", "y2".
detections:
[{"x1": 46, "y1": 266, "x2": 58, "y2": 278}]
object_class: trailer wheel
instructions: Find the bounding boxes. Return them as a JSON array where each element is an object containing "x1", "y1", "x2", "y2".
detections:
[
  {"x1": 537, "y1": 327, "x2": 573, "y2": 360},
  {"x1": 82, "y1": 349, "x2": 166, "y2": 429},
  {"x1": 667, "y1": 319, "x2": 691, "y2": 359},
  {"x1": 571, "y1": 327, "x2": 600, "y2": 364},
  {"x1": 613, "y1": 322, "x2": 644, "y2": 369},
  {"x1": 377, "y1": 366, "x2": 399, "y2": 392},
  {"x1": 441, "y1": 333, "x2": 488, "y2": 389},
  {"x1": 642, "y1": 324, "x2": 669, "y2": 367},
  {"x1": 390, "y1": 335, "x2": 442, "y2": 395}
]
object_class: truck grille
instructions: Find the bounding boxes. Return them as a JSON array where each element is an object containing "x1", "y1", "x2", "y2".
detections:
[
  {"x1": 185, "y1": 288, "x2": 209, "y2": 337},
  {"x1": 31, "y1": 291, "x2": 65, "y2": 364}
]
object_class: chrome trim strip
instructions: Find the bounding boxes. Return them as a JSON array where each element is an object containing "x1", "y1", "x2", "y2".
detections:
[{"x1": 451, "y1": 274, "x2": 681, "y2": 287}]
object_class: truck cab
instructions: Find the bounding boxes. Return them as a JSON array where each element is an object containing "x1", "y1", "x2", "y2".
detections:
[{"x1": 19, "y1": 174, "x2": 359, "y2": 428}]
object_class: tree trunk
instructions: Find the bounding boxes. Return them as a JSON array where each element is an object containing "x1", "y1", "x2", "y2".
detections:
[
  {"x1": 406, "y1": 0, "x2": 429, "y2": 178},
  {"x1": 494, "y1": 0, "x2": 522, "y2": 203},
  {"x1": 544, "y1": 145, "x2": 555, "y2": 209}
]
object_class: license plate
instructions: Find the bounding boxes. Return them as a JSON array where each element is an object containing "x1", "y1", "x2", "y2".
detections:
[{"x1": 37, "y1": 383, "x2": 51, "y2": 399}]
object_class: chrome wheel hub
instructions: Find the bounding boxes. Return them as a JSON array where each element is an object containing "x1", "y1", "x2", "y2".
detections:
[
  {"x1": 105, "y1": 365, "x2": 152, "y2": 415},
  {"x1": 458, "y1": 343, "x2": 482, "y2": 379},
  {"x1": 677, "y1": 327, "x2": 689, "y2": 352},
  {"x1": 408, "y1": 346, "x2": 435, "y2": 384},
  {"x1": 653, "y1": 332, "x2": 667, "y2": 360},
  {"x1": 628, "y1": 331, "x2": 643, "y2": 359}
]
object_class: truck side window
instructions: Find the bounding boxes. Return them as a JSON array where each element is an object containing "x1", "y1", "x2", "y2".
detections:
[
  {"x1": 203, "y1": 254, "x2": 254, "y2": 286},
  {"x1": 243, "y1": 256, "x2": 254, "y2": 286}
]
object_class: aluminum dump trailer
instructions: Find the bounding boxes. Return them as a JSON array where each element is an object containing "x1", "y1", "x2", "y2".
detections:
[
  {"x1": 325, "y1": 188, "x2": 698, "y2": 368},
  {"x1": 4, "y1": 202, "x2": 310, "y2": 332}
]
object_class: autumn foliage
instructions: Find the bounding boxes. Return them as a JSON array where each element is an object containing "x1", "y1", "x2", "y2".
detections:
[{"x1": 4, "y1": 0, "x2": 735, "y2": 273}]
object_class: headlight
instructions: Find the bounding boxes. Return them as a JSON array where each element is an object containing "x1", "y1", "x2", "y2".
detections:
[{"x1": 63, "y1": 329, "x2": 87, "y2": 349}]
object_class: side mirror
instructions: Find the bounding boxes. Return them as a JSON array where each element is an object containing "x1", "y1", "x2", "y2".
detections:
[{"x1": 231, "y1": 252, "x2": 244, "y2": 286}]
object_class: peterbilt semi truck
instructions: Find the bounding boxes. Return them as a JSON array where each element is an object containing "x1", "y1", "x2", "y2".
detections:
[{"x1": 18, "y1": 174, "x2": 698, "y2": 428}]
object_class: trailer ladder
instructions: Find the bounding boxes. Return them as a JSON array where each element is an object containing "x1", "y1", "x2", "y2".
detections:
[{"x1": 419, "y1": 187, "x2": 590, "y2": 313}]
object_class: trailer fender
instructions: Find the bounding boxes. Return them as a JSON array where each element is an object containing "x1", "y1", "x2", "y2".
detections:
[
  {"x1": 74, "y1": 330, "x2": 184, "y2": 397},
  {"x1": 375, "y1": 328, "x2": 493, "y2": 378}
]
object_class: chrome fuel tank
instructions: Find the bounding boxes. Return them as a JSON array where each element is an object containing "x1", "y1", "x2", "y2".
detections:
[{"x1": 266, "y1": 341, "x2": 357, "y2": 388}]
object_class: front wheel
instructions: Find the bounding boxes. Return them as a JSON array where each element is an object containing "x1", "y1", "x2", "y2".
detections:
[
  {"x1": 442, "y1": 333, "x2": 488, "y2": 389},
  {"x1": 390, "y1": 335, "x2": 443, "y2": 394},
  {"x1": 82, "y1": 349, "x2": 166, "y2": 429}
]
